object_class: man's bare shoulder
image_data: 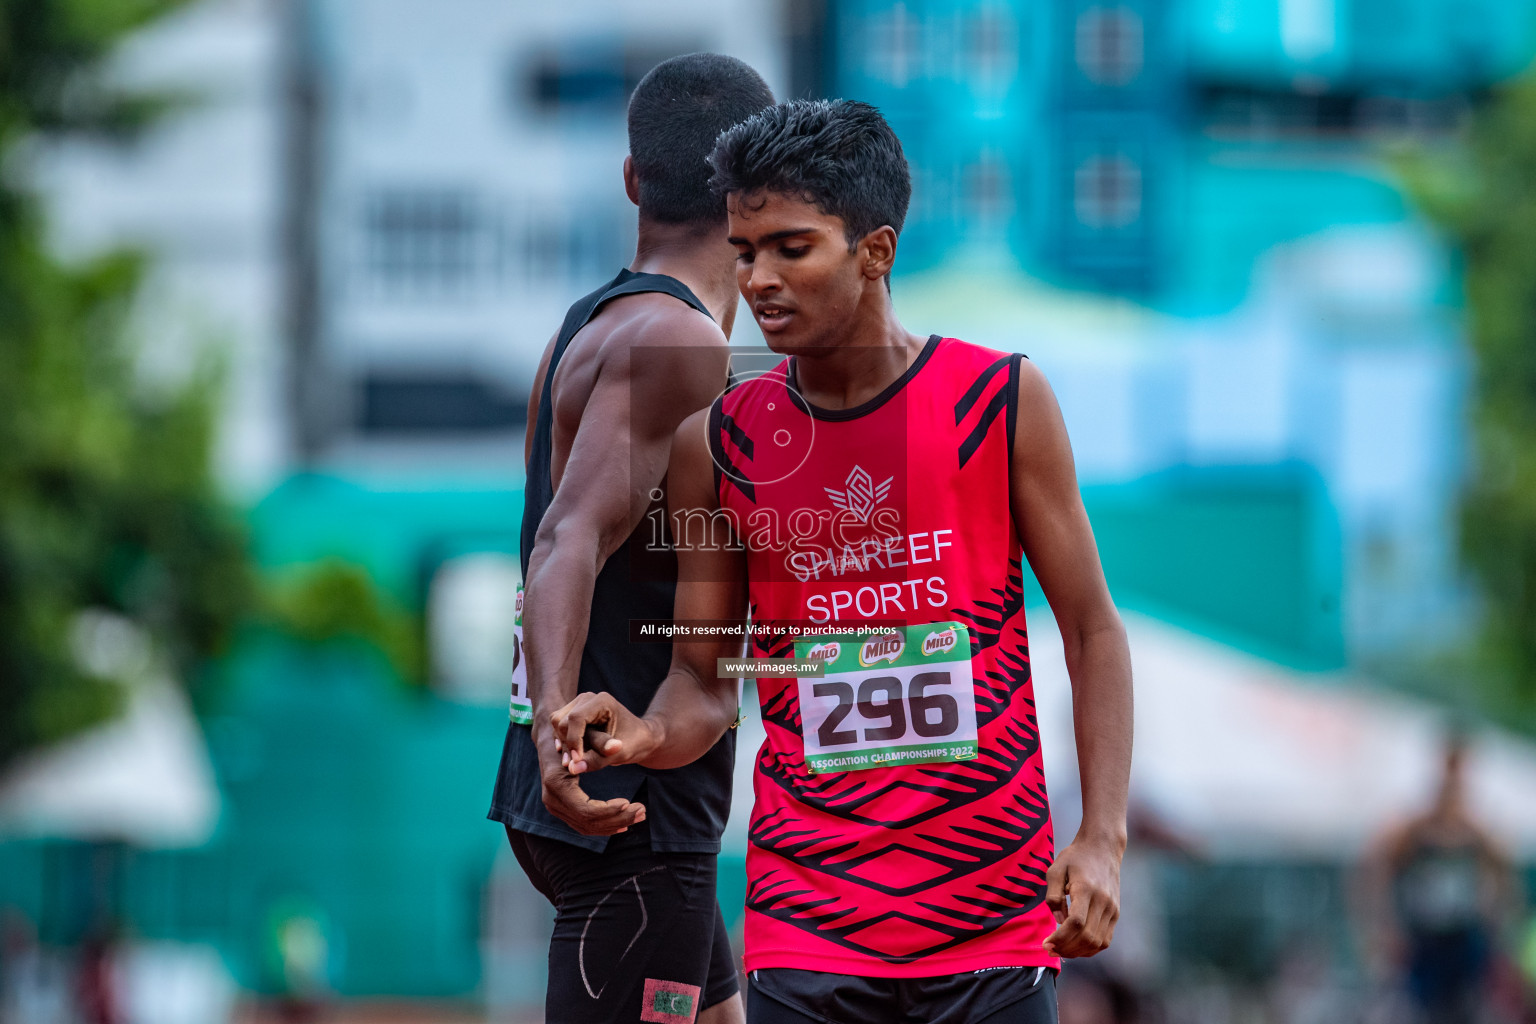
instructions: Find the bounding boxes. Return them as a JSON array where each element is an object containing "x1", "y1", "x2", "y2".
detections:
[
  {"x1": 592, "y1": 291, "x2": 728, "y2": 366},
  {"x1": 677, "y1": 405, "x2": 713, "y2": 434},
  {"x1": 1014, "y1": 356, "x2": 1057, "y2": 419},
  {"x1": 583, "y1": 293, "x2": 731, "y2": 413},
  {"x1": 1010, "y1": 355, "x2": 1072, "y2": 469},
  {"x1": 550, "y1": 290, "x2": 726, "y2": 415}
]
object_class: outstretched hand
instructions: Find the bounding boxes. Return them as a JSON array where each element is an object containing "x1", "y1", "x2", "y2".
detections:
[{"x1": 1042, "y1": 836, "x2": 1122, "y2": 958}]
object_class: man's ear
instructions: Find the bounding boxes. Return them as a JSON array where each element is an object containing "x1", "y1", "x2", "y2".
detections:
[
  {"x1": 623, "y1": 155, "x2": 640, "y2": 208},
  {"x1": 858, "y1": 226, "x2": 898, "y2": 281}
]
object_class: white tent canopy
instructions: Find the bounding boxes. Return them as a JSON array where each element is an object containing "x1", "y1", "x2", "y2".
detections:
[
  {"x1": 0, "y1": 677, "x2": 220, "y2": 848},
  {"x1": 726, "y1": 610, "x2": 1536, "y2": 861},
  {"x1": 1031, "y1": 610, "x2": 1536, "y2": 860}
]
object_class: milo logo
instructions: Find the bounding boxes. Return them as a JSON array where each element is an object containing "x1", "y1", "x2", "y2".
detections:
[
  {"x1": 858, "y1": 632, "x2": 904, "y2": 667},
  {"x1": 515, "y1": 588, "x2": 524, "y2": 619},
  {"x1": 923, "y1": 627, "x2": 957, "y2": 656},
  {"x1": 805, "y1": 641, "x2": 841, "y2": 663}
]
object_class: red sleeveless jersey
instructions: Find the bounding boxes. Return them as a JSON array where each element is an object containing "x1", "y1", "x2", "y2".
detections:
[{"x1": 710, "y1": 335, "x2": 1059, "y2": 977}]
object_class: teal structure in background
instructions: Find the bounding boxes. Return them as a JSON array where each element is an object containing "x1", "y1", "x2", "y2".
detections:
[
  {"x1": 831, "y1": 0, "x2": 1536, "y2": 309},
  {"x1": 0, "y1": 460, "x2": 1343, "y2": 998},
  {"x1": 1082, "y1": 464, "x2": 1344, "y2": 669},
  {"x1": 0, "y1": 477, "x2": 522, "y2": 999},
  {"x1": 207, "y1": 475, "x2": 524, "y2": 996}
]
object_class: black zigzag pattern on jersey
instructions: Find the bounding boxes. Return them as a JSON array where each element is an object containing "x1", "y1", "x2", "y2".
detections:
[
  {"x1": 756, "y1": 649, "x2": 1039, "y2": 830},
  {"x1": 756, "y1": 627, "x2": 796, "y2": 657},
  {"x1": 953, "y1": 563, "x2": 1026, "y2": 655},
  {"x1": 715, "y1": 422, "x2": 757, "y2": 503},
  {"x1": 722, "y1": 413, "x2": 756, "y2": 460},
  {"x1": 746, "y1": 825, "x2": 1053, "y2": 964},
  {"x1": 974, "y1": 622, "x2": 1031, "y2": 730},
  {"x1": 749, "y1": 768, "x2": 1050, "y2": 899},
  {"x1": 752, "y1": 630, "x2": 796, "y2": 662},
  {"x1": 958, "y1": 384, "x2": 1009, "y2": 469},
  {"x1": 954, "y1": 355, "x2": 1012, "y2": 425}
]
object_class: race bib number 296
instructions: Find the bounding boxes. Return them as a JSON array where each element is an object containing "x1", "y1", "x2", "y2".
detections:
[
  {"x1": 794, "y1": 622, "x2": 977, "y2": 774},
  {"x1": 509, "y1": 587, "x2": 532, "y2": 725}
]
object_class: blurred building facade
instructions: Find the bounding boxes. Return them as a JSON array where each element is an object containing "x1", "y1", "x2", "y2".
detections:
[
  {"x1": 31, "y1": 0, "x2": 289, "y2": 499},
  {"x1": 824, "y1": 0, "x2": 1536, "y2": 664},
  {"x1": 831, "y1": 0, "x2": 1533, "y2": 303},
  {"x1": 295, "y1": 0, "x2": 786, "y2": 472},
  {"x1": 8, "y1": 0, "x2": 1536, "y2": 1016}
]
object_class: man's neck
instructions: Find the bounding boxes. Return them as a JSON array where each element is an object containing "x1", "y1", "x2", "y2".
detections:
[
  {"x1": 630, "y1": 218, "x2": 739, "y2": 332},
  {"x1": 793, "y1": 285, "x2": 928, "y2": 411}
]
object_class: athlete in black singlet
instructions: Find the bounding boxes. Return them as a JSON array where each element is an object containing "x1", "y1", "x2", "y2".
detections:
[
  {"x1": 487, "y1": 54, "x2": 773, "y2": 1024},
  {"x1": 1365, "y1": 733, "x2": 1519, "y2": 1024}
]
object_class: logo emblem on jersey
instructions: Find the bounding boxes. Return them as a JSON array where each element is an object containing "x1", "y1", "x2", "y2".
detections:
[
  {"x1": 805, "y1": 641, "x2": 841, "y2": 663},
  {"x1": 858, "y1": 631, "x2": 904, "y2": 667},
  {"x1": 922, "y1": 627, "x2": 957, "y2": 656},
  {"x1": 825, "y1": 465, "x2": 893, "y2": 523}
]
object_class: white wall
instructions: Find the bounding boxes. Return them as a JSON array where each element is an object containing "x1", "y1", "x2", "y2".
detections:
[
  {"x1": 313, "y1": 0, "x2": 788, "y2": 466},
  {"x1": 33, "y1": 0, "x2": 288, "y2": 497}
]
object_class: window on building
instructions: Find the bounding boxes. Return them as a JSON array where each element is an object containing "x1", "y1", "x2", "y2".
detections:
[
  {"x1": 362, "y1": 190, "x2": 635, "y2": 299},
  {"x1": 507, "y1": 201, "x2": 633, "y2": 289},
  {"x1": 903, "y1": 164, "x2": 935, "y2": 227},
  {"x1": 1196, "y1": 82, "x2": 1468, "y2": 139},
  {"x1": 358, "y1": 371, "x2": 528, "y2": 435},
  {"x1": 520, "y1": 41, "x2": 703, "y2": 115},
  {"x1": 1075, "y1": 6, "x2": 1144, "y2": 87},
  {"x1": 967, "y1": 5, "x2": 1017, "y2": 91},
  {"x1": 517, "y1": 213, "x2": 572, "y2": 283},
  {"x1": 867, "y1": 4, "x2": 921, "y2": 88},
  {"x1": 966, "y1": 153, "x2": 1012, "y2": 226},
  {"x1": 1073, "y1": 154, "x2": 1142, "y2": 229},
  {"x1": 363, "y1": 190, "x2": 483, "y2": 296}
]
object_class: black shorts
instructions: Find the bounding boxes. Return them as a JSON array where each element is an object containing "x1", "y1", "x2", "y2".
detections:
[
  {"x1": 506, "y1": 822, "x2": 738, "y2": 1024},
  {"x1": 747, "y1": 964, "x2": 1057, "y2": 1024}
]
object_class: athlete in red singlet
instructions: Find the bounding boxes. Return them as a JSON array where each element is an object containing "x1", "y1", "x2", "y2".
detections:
[{"x1": 552, "y1": 100, "x2": 1133, "y2": 1024}]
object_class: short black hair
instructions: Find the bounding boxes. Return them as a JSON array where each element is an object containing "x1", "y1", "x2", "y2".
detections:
[
  {"x1": 708, "y1": 99, "x2": 912, "y2": 249},
  {"x1": 627, "y1": 54, "x2": 774, "y2": 226}
]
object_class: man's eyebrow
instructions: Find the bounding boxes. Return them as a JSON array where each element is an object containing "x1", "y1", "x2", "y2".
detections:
[{"x1": 727, "y1": 228, "x2": 820, "y2": 246}]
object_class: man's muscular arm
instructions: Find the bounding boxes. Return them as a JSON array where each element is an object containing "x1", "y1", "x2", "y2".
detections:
[
  {"x1": 1010, "y1": 358, "x2": 1133, "y2": 959},
  {"x1": 524, "y1": 309, "x2": 728, "y2": 835},
  {"x1": 554, "y1": 408, "x2": 747, "y2": 776}
]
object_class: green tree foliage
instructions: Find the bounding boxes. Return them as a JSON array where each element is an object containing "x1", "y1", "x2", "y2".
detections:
[
  {"x1": 1403, "y1": 74, "x2": 1536, "y2": 717},
  {"x1": 0, "y1": 1, "x2": 426, "y2": 774},
  {"x1": 263, "y1": 560, "x2": 423, "y2": 683},
  {"x1": 0, "y1": 0, "x2": 249, "y2": 771}
]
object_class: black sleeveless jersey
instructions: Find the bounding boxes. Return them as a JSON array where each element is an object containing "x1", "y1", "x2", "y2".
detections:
[{"x1": 488, "y1": 268, "x2": 736, "y2": 853}]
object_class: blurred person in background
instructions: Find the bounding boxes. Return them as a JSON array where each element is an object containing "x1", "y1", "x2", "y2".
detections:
[
  {"x1": 273, "y1": 907, "x2": 330, "y2": 1024},
  {"x1": 486, "y1": 53, "x2": 773, "y2": 1024},
  {"x1": 1056, "y1": 804, "x2": 1198, "y2": 1024},
  {"x1": 1363, "y1": 732, "x2": 1524, "y2": 1024},
  {"x1": 2, "y1": 909, "x2": 68, "y2": 1024},
  {"x1": 1518, "y1": 917, "x2": 1536, "y2": 1022},
  {"x1": 75, "y1": 923, "x2": 121, "y2": 1024}
]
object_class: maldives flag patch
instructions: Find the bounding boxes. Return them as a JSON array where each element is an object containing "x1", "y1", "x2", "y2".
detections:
[{"x1": 640, "y1": 978, "x2": 701, "y2": 1024}]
